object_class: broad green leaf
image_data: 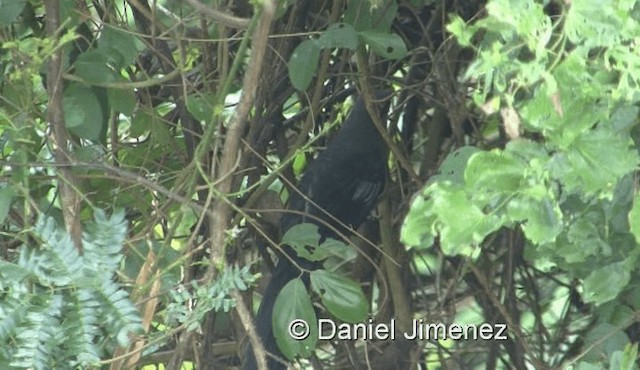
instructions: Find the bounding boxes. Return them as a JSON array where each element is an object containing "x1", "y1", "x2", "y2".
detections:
[
  {"x1": 565, "y1": 1, "x2": 622, "y2": 48},
  {"x1": 430, "y1": 183, "x2": 502, "y2": 255},
  {"x1": 555, "y1": 217, "x2": 609, "y2": 263},
  {"x1": 573, "y1": 363, "x2": 602, "y2": 370},
  {"x1": 447, "y1": 15, "x2": 477, "y2": 47},
  {"x1": 130, "y1": 110, "x2": 152, "y2": 137},
  {"x1": 430, "y1": 146, "x2": 480, "y2": 185},
  {"x1": 72, "y1": 145, "x2": 103, "y2": 163},
  {"x1": 319, "y1": 238, "x2": 356, "y2": 262},
  {"x1": 282, "y1": 223, "x2": 320, "y2": 249},
  {"x1": 343, "y1": 0, "x2": 396, "y2": 32},
  {"x1": 465, "y1": 150, "x2": 525, "y2": 193},
  {"x1": 550, "y1": 128, "x2": 639, "y2": 197},
  {"x1": 310, "y1": 270, "x2": 368, "y2": 323},
  {"x1": 63, "y1": 83, "x2": 105, "y2": 141},
  {"x1": 344, "y1": 0, "x2": 373, "y2": 31},
  {"x1": 292, "y1": 151, "x2": 307, "y2": 178},
  {"x1": 505, "y1": 139, "x2": 548, "y2": 162},
  {"x1": 583, "y1": 262, "x2": 630, "y2": 304},
  {"x1": 74, "y1": 50, "x2": 121, "y2": 84},
  {"x1": 373, "y1": 0, "x2": 397, "y2": 31},
  {"x1": 318, "y1": 23, "x2": 358, "y2": 50},
  {"x1": 629, "y1": 192, "x2": 640, "y2": 244},
  {"x1": 506, "y1": 196, "x2": 562, "y2": 245},
  {"x1": 611, "y1": 105, "x2": 640, "y2": 133},
  {"x1": 518, "y1": 84, "x2": 562, "y2": 133},
  {"x1": 288, "y1": 40, "x2": 321, "y2": 91},
  {"x1": 107, "y1": 88, "x2": 136, "y2": 115},
  {"x1": 186, "y1": 93, "x2": 216, "y2": 122},
  {"x1": 617, "y1": 343, "x2": 638, "y2": 370},
  {"x1": 150, "y1": 114, "x2": 172, "y2": 147},
  {"x1": 582, "y1": 323, "x2": 630, "y2": 362},
  {"x1": 400, "y1": 194, "x2": 436, "y2": 249},
  {"x1": 281, "y1": 223, "x2": 327, "y2": 261},
  {"x1": 485, "y1": 0, "x2": 549, "y2": 55},
  {"x1": 0, "y1": 187, "x2": 15, "y2": 224},
  {"x1": 0, "y1": 0, "x2": 26, "y2": 27},
  {"x1": 359, "y1": 31, "x2": 407, "y2": 60},
  {"x1": 273, "y1": 278, "x2": 317, "y2": 359},
  {"x1": 98, "y1": 26, "x2": 141, "y2": 68}
]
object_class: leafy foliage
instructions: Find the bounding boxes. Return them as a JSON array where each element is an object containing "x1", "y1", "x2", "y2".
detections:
[
  {"x1": 288, "y1": 0, "x2": 407, "y2": 90},
  {"x1": 273, "y1": 223, "x2": 369, "y2": 359},
  {"x1": 3, "y1": 0, "x2": 640, "y2": 368},
  {"x1": 403, "y1": 0, "x2": 640, "y2": 367},
  {"x1": 165, "y1": 266, "x2": 257, "y2": 331},
  {"x1": 0, "y1": 210, "x2": 141, "y2": 369},
  {"x1": 273, "y1": 278, "x2": 317, "y2": 360}
]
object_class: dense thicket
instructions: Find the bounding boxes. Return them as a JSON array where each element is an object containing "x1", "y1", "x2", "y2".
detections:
[{"x1": 1, "y1": 0, "x2": 640, "y2": 369}]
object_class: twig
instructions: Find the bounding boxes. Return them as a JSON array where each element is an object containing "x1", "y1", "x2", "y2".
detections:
[{"x1": 43, "y1": 0, "x2": 83, "y2": 251}]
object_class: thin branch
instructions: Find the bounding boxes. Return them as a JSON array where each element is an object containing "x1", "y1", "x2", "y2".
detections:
[
  {"x1": 207, "y1": 0, "x2": 275, "y2": 272},
  {"x1": 184, "y1": 0, "x2": 250, "y2": 29},
  {"x1": 43, "y1": 0, "x2": 83, "y2": 251},
  {"x1": 231, "y1": 290, "x2": 268, "y2": 370}
]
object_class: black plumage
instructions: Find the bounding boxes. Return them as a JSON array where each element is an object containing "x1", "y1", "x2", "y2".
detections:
[{"x1": 243, "y1": 93, "x2": 390, "y2": 370}]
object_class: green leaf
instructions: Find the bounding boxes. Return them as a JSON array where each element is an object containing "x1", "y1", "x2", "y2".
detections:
[
  {"x1": 310, "y1": 270, "x2": 368, "y2": 323},
  {"x1": 465, "y1": 150, "x2": 525, "y2": 194},
  {"x1": 400, "y1": 194, "x2": 436, "y2": 249},
  {"x1": 281, "y1": 223, "x2": 327, "y2": 261},
  {"x1": 550, "y1": 128, "x2": 639, "y2": 197},
  {"x1": 74, "y1": 50, "x2": 121, "y2": 84},
  {"x1": 574, "y1": 363, "x2": 603, "y2": 370},
  {"x1": 447, "y1": 14, "x2": 476, "y2": 47},
  {"x1": 319, "y1": 238, "x2": 356, "y2": 262},
  {"x1": 344, "y1": 0, "x2": 373, "y2": 31},
  {"x1": 506, "y1": 196, "x2": 562, "y2": 245},
  {"x1": 318, "y1": 23, "x2": 358, "y2": 50},
  {"x1": 107, "y1": 88, "x2": 136, "y2": 115},
  {"x1": 72, "y1": 145, "x2": 104, "y2": 163},
  {"x1": 186, "y1": 93, "x2": 216, "y2": 122},
  {"x1": 611, "y1": 105, "x2": 640, "y2": 133},
  {"x1": 292, "y1": 151, "x2": 307, "y2": 178},
  {"x1": 374, "y1": 0, "x2": 397, "y2": 31},
  {"x1": 430, "y1": 183, "x2": 502, "y2": 255},
  {"x1": 0, "y1": 187, "x2": 15, "y2": 224},
  {"x1": 629, "y1": 192, "x2": 640, "y2": 244},
  {"x1": 582, "y1": 323, "x2": 630, "y2": 362},
  {"x1": 583, "y1": 262, "x2": 630, "y2": 304},
  {"x1": 565, "y1": 1, "x2": 622, "y2": 49},
  {"x1": 98, "y1": 26, "x2": 141, "y2": 68},
  {"x1": 358, "y1": 31, "x2": 407, "y2": 59},
  {"x1": 343, "y1": 0, "x2": 396, "y2": 32},
  {"x1": 616, "y1": 343, "x2": 638, "y2": 370},
  {"x1": 555, "y1": 217, "x2": 609, "y2": 263},
  {"x1": 430, "y1": 146, "x2": 480, "y2": 185},
  {"x1": 130, "y1": 109, "x2": 152, "y2": 137},
  {"x1": 63, "y1": 83, "x2": 105, "y2": 141},
  {"x1": 0, "y1": 0, "x2": 26, "y2": 27},
  {"x1": 288, "y1": 40, "x2": 321, "y2": 91},
  {"x1": 273, "y1": 278, "x2": 317, "y2": 359}
]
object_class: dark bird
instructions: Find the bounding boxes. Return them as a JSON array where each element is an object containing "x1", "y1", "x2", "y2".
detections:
[{"x1": 242, "y1": 92, "x2": 390, "y2": 370}]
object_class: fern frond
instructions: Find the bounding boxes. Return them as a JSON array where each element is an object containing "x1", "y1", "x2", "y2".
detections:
[
  {"x1": 92, "y1": 277, "x2": 142, "y2": 346},
  {"x1": 165, "y1": 265, "x2": 258, "y2": 330},
  {"x1": 10, "y1": 295, "x2": 63, "y2": 370},
  {"x1": 61, "y1": 287, "x2": 102, "y2": 366},
  {"x1": 82, "y1": 209, "x2": 128, "y2": 272},
  {"x1": 1, "y1": 209, "x2": 141, "y2": 369}
]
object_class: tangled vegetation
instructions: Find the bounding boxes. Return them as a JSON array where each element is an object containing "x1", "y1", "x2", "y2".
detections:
[{"x1": 1, "y1": 0, "x2": 640, "y2": 369}]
